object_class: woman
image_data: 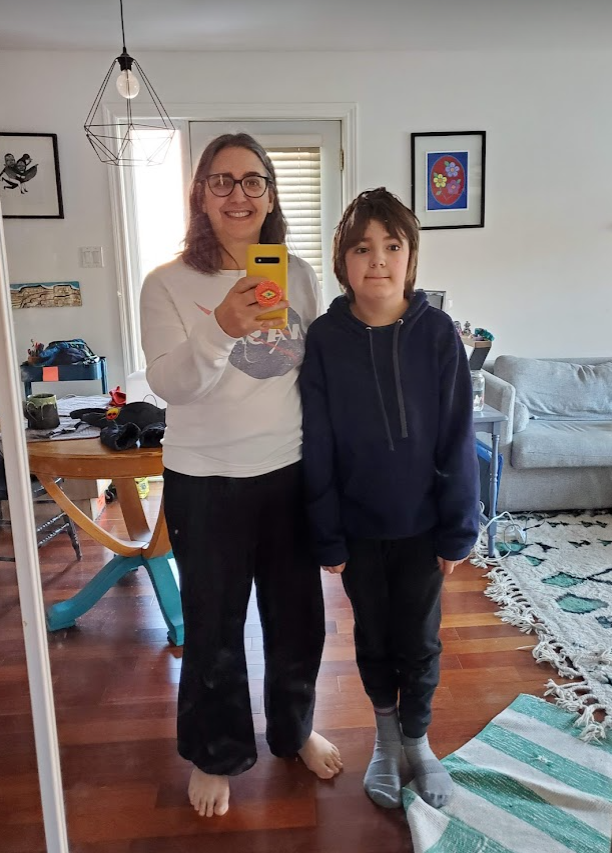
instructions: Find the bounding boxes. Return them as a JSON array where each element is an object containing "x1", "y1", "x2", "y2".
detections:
[{"x1": 140, "y1": 133, "x2": 342, "y2": 818}]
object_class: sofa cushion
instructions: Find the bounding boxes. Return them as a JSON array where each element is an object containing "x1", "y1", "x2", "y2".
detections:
[
  {"x1": 495, "y1": 356, "x2": 612, "y2": 420},
  {"x1": 511, "y1": 421, "x2": 612, "y2": 469}
]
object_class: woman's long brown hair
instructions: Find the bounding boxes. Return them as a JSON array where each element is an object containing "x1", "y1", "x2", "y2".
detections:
[{"x1": 182, "y1": 133, "x2": 288, "y2": 274}]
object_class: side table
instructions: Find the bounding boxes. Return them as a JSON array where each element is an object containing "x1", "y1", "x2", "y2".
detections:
[{"x1": 473, "y1": 404, "x2": 509, "y2": 557}]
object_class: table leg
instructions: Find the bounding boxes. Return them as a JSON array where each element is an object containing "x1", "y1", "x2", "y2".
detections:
[
  {"x1": 488, "y1": 431, "x2": 501, "y2": 557},
  {"x1": 41, "y1": 476, "x2": 182, "y2": 642},
  {"x1": 46, "y1": 553, "x2": 141, "y2": 631},
  {"x1": 100, "y1": 357, "x2": 108, "y2": 394},
  {"x1": 38, "y1": 474, "x2": 144, "y2": 557},
  {"x1": 143, "y1": 552, "x2": 184, "y2": 646},
  {"x1": 114, "y1": 478, "x2": 151, "y2": 543}
]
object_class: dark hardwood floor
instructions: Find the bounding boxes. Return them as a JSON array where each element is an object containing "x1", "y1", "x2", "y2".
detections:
[{"x1": 0, "y1": 483, "x2": 568, "y2": 852}]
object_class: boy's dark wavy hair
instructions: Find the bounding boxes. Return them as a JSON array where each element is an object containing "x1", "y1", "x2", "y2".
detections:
[
  {"x1": 182, "y1": 133, "x2": 287, "y2": 274},
  {"x1": 333, "y1": 187, "x2": 420, "y2": 301}
]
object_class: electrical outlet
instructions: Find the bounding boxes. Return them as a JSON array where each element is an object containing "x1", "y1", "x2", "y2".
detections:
[{"x1": 80, "y1": 246, "x2": 104, "y2": 268}]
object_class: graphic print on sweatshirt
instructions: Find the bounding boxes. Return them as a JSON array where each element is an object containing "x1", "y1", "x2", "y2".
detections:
[{"x1": 196, "y1": 304, "x2": 305, "y2": 379}]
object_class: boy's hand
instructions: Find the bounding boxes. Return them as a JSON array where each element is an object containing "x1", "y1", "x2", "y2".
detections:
[
  {"x1": 322, "y1": 563, "x2": 346, "y2": 574},
  {"x1": 437, "y1": 557, "x2": 460, "y2": 576}
]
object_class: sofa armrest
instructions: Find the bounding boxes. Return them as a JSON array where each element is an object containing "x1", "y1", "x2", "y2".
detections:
[{"x1": 482, "y1": 371, "x2": 515, "y2": 448}]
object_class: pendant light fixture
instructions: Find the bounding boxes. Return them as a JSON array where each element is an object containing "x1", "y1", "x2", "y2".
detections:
[{"x1": 84, "y1": 0, "x2": 175, "y2": 166}]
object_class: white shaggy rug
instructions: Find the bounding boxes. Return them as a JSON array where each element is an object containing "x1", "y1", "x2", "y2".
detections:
[{"x1": 472, "y1": 510, "x2": 612, "y2": 741}]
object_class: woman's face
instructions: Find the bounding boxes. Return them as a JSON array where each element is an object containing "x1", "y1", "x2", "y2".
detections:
[{"x1": 202, "y1": 146, "x2": 274, "y2": 248}]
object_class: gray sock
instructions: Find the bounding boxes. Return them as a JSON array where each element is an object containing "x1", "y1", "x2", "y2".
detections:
[
  {"x1": 402, "y1": 732, "x2": 453, "y2": 809},
  {"x1": 364, "y1": 708, "x2": 403, "y2": 809}
]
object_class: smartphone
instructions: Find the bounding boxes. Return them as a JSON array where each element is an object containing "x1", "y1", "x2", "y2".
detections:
[{"x1": 247, "y1": 244, "x2": 288, "y2": 329}]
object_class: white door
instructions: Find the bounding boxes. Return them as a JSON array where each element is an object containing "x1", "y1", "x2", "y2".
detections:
[{"x1": 189, "y1": 120, "x2": 343, "y2": 306}]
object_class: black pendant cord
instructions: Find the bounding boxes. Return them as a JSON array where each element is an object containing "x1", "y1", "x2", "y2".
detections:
[{"x1": 120, "y1": 0, "x2": 127, "y2": 53}]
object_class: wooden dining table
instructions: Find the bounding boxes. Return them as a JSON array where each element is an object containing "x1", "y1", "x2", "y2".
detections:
[{"x1": 28, "y1": 438, "x2": 183, "y2": 646}]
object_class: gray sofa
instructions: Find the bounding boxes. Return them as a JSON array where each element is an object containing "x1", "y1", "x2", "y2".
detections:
[{"x1": 480, "y1": 356, "x2": 612, "y2": 512}]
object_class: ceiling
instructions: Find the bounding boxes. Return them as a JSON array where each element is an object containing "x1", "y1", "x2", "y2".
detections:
[{"x1": 0, "y1": 0, "x2": 609, "y2": 52}]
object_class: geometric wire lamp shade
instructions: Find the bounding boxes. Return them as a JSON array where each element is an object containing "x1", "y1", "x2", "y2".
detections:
[{"x1": 84, "y1": 0, "x2": 175, "y2": 166}]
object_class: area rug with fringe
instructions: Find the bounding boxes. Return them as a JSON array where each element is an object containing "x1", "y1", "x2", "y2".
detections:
[
  {"x1": 403, "y1": 693, "x2": 612, "y2": 853},
  {"x1": 472, "y1": 509, "x2": 612, "y2": 741}
]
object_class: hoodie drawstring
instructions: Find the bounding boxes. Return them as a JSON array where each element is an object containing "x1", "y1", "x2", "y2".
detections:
[
  {"x1": 393, "y1": 319, "x2": 408, "y2": 439},
  {"x1": 367, "y1": 327, "x2": 395, "y2": 451},
  {"x1": 367, "y1": 319, "x2": 408, "y2": 451}
]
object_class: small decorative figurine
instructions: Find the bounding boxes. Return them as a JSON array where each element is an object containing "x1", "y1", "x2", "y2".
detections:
[
  {"x1": 26, "y1": 339, "x2": 44, "y2": 364},
  {"x1": 462, "y1": 320, "x2": 472, "y2": 337}
]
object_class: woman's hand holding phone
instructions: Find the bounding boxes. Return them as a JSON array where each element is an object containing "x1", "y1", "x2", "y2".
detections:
[{"x1": 214, "y1": 276, "x2": 289, "y2": 339}]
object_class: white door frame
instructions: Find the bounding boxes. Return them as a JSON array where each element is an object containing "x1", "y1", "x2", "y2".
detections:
[
  {"x1": 0, "y1": 209, "x2": 70, "y2": 850},
  {"x1": 106, "y1": 102, "x2": 358, "y2": 377}
]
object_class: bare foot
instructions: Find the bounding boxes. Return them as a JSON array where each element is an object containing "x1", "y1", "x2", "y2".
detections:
[
  {"x1": 298, "y1": 731, "x2": 343, "y2": 779},
  {"x1": 188, "y1": 767, "x2": 230, "y2": 817}
]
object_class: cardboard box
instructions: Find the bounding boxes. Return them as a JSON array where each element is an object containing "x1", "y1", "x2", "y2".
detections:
[
  {"x1": 72, "y1": 493, "x2": 107, "y2": 521},
  {"x1": 62, "y1": 478, "x2": 111, "y2": 502}
]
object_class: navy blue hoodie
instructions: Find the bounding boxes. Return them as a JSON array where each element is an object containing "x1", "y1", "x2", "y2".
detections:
[{"x1": 299, "y1": 290, "x2": 480, "y2": 566}]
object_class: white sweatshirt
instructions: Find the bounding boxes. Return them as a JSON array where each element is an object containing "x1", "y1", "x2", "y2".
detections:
[{"x1": 140, "y1": 255, "x2": 323, "y2": 477}]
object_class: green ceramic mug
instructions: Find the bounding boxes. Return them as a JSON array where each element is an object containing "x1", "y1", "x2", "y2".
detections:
[{"x1": 25, "y1": 393, "x2": 60, "y2": 430}]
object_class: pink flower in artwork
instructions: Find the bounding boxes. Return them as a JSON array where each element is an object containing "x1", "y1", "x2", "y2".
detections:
[{"x1": 447, "y1": 179, "x2": 461, "y2": 195}]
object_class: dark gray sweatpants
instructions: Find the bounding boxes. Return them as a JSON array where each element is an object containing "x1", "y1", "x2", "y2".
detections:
[{"x1": 341, "y1": 532, "x2": 443, "y2": 738}]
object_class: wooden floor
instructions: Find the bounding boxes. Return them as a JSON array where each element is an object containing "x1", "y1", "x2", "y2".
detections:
[{"x1": 0, "y1": 484, "x2": 568, "y2": 852}]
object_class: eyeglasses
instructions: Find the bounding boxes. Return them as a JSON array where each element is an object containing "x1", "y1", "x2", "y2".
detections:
[{"x1": 205, "y1": 173, "x2": 271, "y2": 198}]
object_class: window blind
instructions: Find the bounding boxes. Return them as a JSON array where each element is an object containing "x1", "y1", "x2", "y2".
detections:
[{"x1": 266, "y1": 147, "x2": 322, "y2": 283}]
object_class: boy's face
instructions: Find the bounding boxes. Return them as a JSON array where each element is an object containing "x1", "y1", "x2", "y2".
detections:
[{"x1": 345, "y1": 219, "x2": 410, "y2": 305}]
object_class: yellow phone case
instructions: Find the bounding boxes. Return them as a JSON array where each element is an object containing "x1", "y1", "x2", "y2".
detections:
[{"x1": 247, "y1": 244, "x2": 288, "y2": 329}]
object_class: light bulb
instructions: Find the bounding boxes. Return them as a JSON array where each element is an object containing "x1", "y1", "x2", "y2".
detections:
[{"x1": 116, "y1": 68, "x2": 140, "y2": 99}]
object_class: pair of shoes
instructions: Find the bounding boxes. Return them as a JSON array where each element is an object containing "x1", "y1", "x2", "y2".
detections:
[
  {"x1": 99, "y1": 421, "x2": 165, "y2": 451},
  {"x1": 70, "y1": 401, "x2": 166, "y2": 430},
  {"x1": 70, "y1": 401, "x2": 166, "y2": 452}
]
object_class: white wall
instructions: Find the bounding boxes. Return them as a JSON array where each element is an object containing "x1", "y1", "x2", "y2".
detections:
[{"x1": 1, "y1": 47, "x2": 611, "y2": 394}]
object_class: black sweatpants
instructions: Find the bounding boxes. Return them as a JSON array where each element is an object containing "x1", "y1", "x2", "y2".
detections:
[
  {"x1": 163, "y1": 462, "x2": 325, "y2": 776},
  {"x1": 341, "y1": 532, "x2": 443, "y2": 739}
]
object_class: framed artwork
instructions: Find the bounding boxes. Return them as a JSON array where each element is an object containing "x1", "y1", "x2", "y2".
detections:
[
  {"x1": 10, "y1": 281, "x2": 82, "y2": 309},
  {"x1": 0, "y1": 132, "x2": 64, "y2": 219},
  {"x1": 411, "y1": 131, "x2": 486, "y2": 230}
]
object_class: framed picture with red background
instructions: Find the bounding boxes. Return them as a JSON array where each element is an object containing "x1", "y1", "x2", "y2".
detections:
[{"x1": 411, "y1": 130, "x2": 486, "y2": 230}]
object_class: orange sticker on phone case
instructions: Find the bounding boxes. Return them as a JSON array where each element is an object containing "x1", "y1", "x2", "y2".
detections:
[{"x1": 255, "y1": 280, "x2": 282, "y2": 307}]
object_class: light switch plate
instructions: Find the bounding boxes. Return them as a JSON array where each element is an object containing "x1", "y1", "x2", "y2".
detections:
[{"x1": 80, "y1": 246, "x2": 104, "y2": 268}]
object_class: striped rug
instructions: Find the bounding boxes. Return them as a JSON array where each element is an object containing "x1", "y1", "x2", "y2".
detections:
[{"x1": 403, "y1": 694, "x2": 612, "y2": 853}]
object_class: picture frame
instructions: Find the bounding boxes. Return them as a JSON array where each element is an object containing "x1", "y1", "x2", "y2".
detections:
[
  {"x1": 411, "y1": 131, "x2": 486, "y2": 230},
  {"x1": 0, "y1": 132, "x2": 64, "y2": 219}
]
